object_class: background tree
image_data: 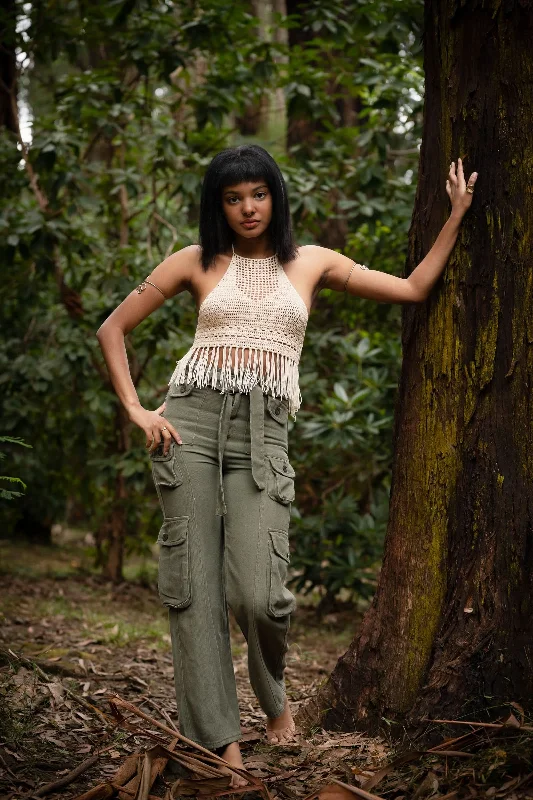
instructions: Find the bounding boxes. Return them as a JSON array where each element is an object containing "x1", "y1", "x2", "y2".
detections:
[
  {"x1": 298, "y1": 0, "x2": 533, "y2": 734},
  {"x1": 0, "y1": 0, "x2": 17, "y2": 132}
]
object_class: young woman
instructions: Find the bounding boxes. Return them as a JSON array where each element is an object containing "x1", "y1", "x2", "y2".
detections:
[{"x1": 96, "y1": 145, "x2": 477, "y2": 787}]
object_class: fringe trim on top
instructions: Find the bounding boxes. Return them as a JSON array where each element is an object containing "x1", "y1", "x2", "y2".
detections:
[{"x1": 169, "y1": 345, "x2": 302, "y2": 416}]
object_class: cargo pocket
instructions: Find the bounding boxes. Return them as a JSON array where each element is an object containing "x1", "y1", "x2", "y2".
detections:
[
  {"x1": 167, "y1": 381, "x2": 195, "y2": 399},
  {"x1": 151, "y1": 441, "x2": 182, "y2": 487},
  {"x1": 267, "y1": 455, "x2": 295, "y2": 505},
  {"x1": 165, "y1": 381, "x2": 205, "y2": 445},
  {"x1": 150, "y1": 442, "x2": 183, "y2": 518},
  {"x1": 267, "y1": 529, "x2": 296, "y2": 618},
  {"x1": 157, "y1": 516, "x2": 191, "y2": 609},
  {"x1": 266, "y1": 396, "x2": 289, "y2": 425}
]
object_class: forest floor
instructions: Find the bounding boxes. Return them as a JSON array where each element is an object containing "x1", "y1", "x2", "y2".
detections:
[{"x1": 1, "y1": 534, "x2": 532, "y2": 800}]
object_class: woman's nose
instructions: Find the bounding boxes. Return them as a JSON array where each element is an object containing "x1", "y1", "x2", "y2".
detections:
[{"x1": 242, "y1": 198, "x2": 255, "y2": 215}]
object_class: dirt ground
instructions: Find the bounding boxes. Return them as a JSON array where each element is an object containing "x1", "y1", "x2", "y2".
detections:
[
  {"x1": 2, "y1": 537, "x2": 532, "y2": 800},
  {"x1": 0, "y1": 536, "x2": 389, "y2": 800}
]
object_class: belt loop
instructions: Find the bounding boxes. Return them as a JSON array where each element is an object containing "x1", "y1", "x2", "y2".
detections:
[{"x1": 250, "y1": 386, "x2": 266, "y2": 491}]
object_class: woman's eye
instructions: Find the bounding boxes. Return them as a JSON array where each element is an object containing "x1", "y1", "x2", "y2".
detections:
[
  {"x1": 227, "y1": 197, "x2": 239, "y2": 204},
  {"x1": 255, "y1": 192, "x2": 267, "y2": 200}
]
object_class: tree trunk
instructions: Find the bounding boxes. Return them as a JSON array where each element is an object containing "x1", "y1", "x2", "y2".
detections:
[
  {"x1": 285, "y1": 0, "x2": 361, "y2": 152},
  {"x1": 297, "y1": 0, "x2": 533, "y2": 736},
  {"x1": 100, "y1": 403, "x2": 133, "y2": 582},
  {"x1": 101, "y1": 471, "x2": 127, "y2": 582},
  {"x1": 285, "y1": 0, "x2": 319, "y2": 150},
  {"x1": 235, "y1": 0, "x2": 285, "y2": 138},
  {"x1": 0, "y1": 0, "x2": 18, "y2": 133}
]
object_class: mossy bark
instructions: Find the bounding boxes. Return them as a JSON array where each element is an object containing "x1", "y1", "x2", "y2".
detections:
[{"x1": 297, "y1": 0, "x2": 533, "y2": 735}]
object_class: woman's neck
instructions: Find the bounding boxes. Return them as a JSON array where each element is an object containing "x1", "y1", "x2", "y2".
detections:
[{"x1": 232, "y1": 230, "x2": 274, "y2": 259}]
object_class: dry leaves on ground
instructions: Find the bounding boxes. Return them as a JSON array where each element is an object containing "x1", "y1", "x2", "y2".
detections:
[{"x1": 2, "y1": 571, "x2": 532, "y2": 800}]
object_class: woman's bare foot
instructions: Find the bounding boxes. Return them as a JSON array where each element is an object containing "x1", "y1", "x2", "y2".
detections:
[
  {"x1": 216, "y1": 741, "x2": 248, "y2": 788},
  {"x1": 265, "y1": 697, "x2": 297, "y2": 744}
]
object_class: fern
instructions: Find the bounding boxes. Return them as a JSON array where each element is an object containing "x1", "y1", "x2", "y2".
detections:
[{"x1": 0, "y1": 437, "x2": 32, "y2": 501}]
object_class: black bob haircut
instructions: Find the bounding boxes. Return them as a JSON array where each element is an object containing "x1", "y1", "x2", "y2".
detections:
[{"x1": 198, "y1": 144, "x2": 297, "y2": 271}]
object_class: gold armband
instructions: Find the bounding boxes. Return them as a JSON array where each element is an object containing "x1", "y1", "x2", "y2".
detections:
[
  {"x1": 135, "y1": 278, "x2": 167, "y2": 298},
  {"x1": 343, "y1": 261, "x2": 369, "y2": 291}
]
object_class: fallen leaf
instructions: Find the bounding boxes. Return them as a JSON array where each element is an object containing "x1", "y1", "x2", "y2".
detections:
[
  {"x1": 412, "y1": 771, "x2": 439, "y2": 799},
  {"x1": 47, "y1": 682, "x2": 65, "y2": 703}
]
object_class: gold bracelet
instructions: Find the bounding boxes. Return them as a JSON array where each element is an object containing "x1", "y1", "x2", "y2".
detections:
[{"x1": 135, "y1": 278, "x2": 167, "y2": 298}]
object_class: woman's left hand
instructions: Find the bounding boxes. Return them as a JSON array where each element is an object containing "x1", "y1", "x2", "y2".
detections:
[{"x1": 446, "y1": 157, "x2": 478, "y2": 218}]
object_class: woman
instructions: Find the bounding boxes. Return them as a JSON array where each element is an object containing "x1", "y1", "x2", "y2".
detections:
[{"x1": 96, "y1": 145, "x2": 477, "y2": 786}]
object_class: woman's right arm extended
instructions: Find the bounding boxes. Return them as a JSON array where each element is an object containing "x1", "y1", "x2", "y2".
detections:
[{"x1": 95, "y1": 244, "x2": 199, "y2": 454}]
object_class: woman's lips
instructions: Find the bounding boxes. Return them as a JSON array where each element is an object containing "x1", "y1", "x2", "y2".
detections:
[{"x1": 241, "y1": 220, "x2": 259, "y2": 229}]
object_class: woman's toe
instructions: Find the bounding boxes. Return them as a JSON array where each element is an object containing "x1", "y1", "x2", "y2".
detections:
[{"x1": 266, "y1": 726, "x2": 296, "y2": 744}]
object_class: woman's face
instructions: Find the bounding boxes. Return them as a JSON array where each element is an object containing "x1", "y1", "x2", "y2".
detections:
[{"x1": 221, "y1": 180, "x2": 273, "y2": 240}]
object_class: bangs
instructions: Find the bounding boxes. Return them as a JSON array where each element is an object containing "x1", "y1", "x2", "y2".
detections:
[{"x1": 213, "y1": 153, "x2": 272, "y2": 192}]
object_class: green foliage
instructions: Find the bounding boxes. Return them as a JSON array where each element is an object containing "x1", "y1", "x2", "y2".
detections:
[
  {"x1": 1, "y1": 0, "x2": 423, "y2": 594},
  {"x1": 288, "y1": 327, "x2": 401, "y2": 599},
  {"x1": 291, "y1": 490, "x2": 389, "y2": 600},
  {"x1": 0, "y1": 437, "x2": 33, "y2": 501}
]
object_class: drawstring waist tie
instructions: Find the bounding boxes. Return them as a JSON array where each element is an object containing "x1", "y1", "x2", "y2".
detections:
[
  {"x1": 215, "y1": 384, "x2": 267, "y2": 515},
  {"x1": 170, "y1": 370, "x2": 288, "y2": 516}
]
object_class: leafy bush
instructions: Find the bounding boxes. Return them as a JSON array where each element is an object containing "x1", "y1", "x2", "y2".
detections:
[{"x1": 289, "y1": 326, "x2": 401, "y2": 600}]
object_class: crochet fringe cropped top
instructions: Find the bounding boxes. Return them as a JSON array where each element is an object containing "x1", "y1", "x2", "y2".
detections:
[{"x1": 169, "y1": 249, "x2": 309, "y2": 415}]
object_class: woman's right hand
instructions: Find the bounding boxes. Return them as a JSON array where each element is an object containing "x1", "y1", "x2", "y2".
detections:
[{"x1": 128, "y1": 401, "x2": 182, "y2": 454}]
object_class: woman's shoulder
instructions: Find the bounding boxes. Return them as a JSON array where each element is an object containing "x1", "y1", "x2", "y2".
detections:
[
  {"x1": 291, "y1": 244, "x2": 338, "y2": 274},
  {"x1": 294, "y1": 243, "x2": 334, "y2": 262},
  {"x1": 163, "y1": 243, "x2": 203, "y2": 276},
  {"x1": 175, "y1": 243, "x2": 203, "y2": 264},
  {"x1": 148, "y1": 244, "x2": 203, "y2": 298},
  {"x1": 283, "y1": 245, "x2": 329, "y2": 294}
]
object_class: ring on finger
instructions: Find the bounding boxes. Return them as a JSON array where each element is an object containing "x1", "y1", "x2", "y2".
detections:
[{"x1": 162, "y1": 426, "x2": 168, "y2": 432}]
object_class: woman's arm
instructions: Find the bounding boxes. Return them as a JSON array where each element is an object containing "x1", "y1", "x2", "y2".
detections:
[
  {"x1": 321, "y1": 158, "x2": 478, "y2": 303},
  {"x1": 95, "y1": 244, "x2": 199, "y2": 453}
]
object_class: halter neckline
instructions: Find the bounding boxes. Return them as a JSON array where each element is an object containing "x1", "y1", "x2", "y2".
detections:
[{"x1": 231, "y1": 243, "x2": 278, "y2": 263}]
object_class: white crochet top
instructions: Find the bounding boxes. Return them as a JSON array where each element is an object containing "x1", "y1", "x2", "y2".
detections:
[{"x1": 169, "y1": 249, "x2": 309, "y2": 415}]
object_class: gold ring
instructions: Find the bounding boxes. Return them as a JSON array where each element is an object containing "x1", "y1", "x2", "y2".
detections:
[
  {"x1": 466, "y1": 185, "x2": 474, "y2": 194},
  {"x1": 162, "y1": 426, "x2": 168, "y2": 431}
]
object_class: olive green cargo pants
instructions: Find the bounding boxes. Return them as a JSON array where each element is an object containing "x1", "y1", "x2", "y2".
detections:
[{"x1": 149, "y1": 375, "x2": 297, "y2": 750}]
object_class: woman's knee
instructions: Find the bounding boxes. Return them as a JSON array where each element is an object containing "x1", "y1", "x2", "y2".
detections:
[{"x1": 228, "y1": 586, "x2": 294, "y2": 629}]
